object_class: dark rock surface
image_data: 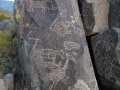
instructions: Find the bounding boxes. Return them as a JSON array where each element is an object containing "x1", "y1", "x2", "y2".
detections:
[
  {"x1": 91, "y1": 28, "x2": 120, "y2": 90},
  {"x1": 78, "y1": 0, "x2": 95, "y2": 35},
  {"x1": 108, "y1": 0, "x2": 120, "y2": 28},
  {"x1": 15, "y1": 0, "x2": 98, "y2": 90},
  {"x1": 79, "y1": 0, "x2": 109, "y2": 36}
]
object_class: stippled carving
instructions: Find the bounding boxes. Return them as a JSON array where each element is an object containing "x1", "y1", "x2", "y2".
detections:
[
  {"x1": 50, "y1": 21, "x2": 84, "y2": 36},
  {"x1": 64, "y1": 41, "x2": 81, "y2": 50}
]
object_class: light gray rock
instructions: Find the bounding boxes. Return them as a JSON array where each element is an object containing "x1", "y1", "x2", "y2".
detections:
[
  {"x1": 79, "y1": 0, "x2": 109, "y2": 36},
  {"x1": 0, "y1": 74, "x2": 14, "y2": 90}
]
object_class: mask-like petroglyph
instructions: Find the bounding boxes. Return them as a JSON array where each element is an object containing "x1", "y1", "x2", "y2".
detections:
[
  {"x1": 27, "y1": 0, "x2": 57, "y2": 13},
  {"x1": 64, "y1": 41, "x2": 81, "y2": 50},
  {"x1": 49, "y1": 0, "x2": 84, "y2": 36},
  {"x1": 51, "y1": 21, "x2": 83, "y2": 36}
]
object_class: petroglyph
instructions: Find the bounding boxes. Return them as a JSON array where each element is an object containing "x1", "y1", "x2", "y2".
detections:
[
  {"x1": 29, "y1": 48, "x2": 84, "y2": 88},
  {"x1": 38, "y1": 49, "x2": 65, "y2": 60},
  {"x1": 51, "y1": 21, "x2": 83, "y2": 36},
  {"x1": 49, "y1": 58, "x2": 69, "y2": 89},
  {"x1": 27, "y1": 0, "x2": 57, "y2": 13},
  {"x1": 16, "y1": 0, "x2": 99, "y2": 89},
  {"x1": 66, "y1": 53, "x2": 77, "y2": 64},
  {"x1": 24, "y1": 37, "x2": 42, "y2": 50},
  {"x1": 29, "y1": 49, "x2": 66, "y2": 70},
  {"x1": 49, "y1": 0, "x2": 85, "y2": 36},
  {"x1": 64, "y1": 41, "x2": 80, "y2": 50},
  {"x1": 29, "y1": 48, "x2": 69, "y2": 89}
]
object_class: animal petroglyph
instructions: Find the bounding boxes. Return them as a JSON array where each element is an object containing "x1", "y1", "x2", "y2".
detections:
[
  {"x1": 24, "y1": 37, "x2": 42, "y2": 50},
  {"x1": 29, "y1": 48, "x2": 69, "y2": 89},
  {"x1": 64, "y1": 41, "x2": 81, "y2": 50}
]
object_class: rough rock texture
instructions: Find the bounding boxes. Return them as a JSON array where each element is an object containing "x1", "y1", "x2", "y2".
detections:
[
  {"x1": 0, "y1": 74, "x2": 14, "y2": 90},
  {"x1": 79, "y1": 0, "x2": 109, "y2": 36},
  {"x1": 109, "y1": 0, "x2": 120, "y2": 28},
  {"x1": 91, "y1": 28, "x2": 120, "y2": 89},
  {"x1": 15, "y1": 0, "x2": 98, "y2": 90},
  {"x1": 78, "y1": 0, "x2": 95, "y2": 35}
]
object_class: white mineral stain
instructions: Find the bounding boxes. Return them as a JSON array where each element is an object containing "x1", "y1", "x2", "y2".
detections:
[{"x1": 69, "y1": 79, "x2": 90, "y2": 90}]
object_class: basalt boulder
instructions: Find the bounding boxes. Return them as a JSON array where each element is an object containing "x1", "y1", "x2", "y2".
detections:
[
  {"x1": 15, "y1": 0, "x2": 98, "y2": 90},
  {"x1": 91, "y1": 28, "x2": 120, "y2": 90}
]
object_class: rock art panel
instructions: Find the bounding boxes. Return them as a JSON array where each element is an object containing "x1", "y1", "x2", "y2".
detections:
[{"x1": 15, "y1": 0, "x2": 98, "y2": 90}]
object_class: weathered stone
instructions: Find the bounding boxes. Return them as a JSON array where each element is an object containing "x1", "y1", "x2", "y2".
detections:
[
  {"x1": 78, "y1": 0, "x2": 95, "y2": 35},
  {"x1": 79, "y1": 0, "x2": 109, "y2": 36},
  {"x1": 91, "y1": 28, "x2": 120, "y2": 89},
  {"x1": 0, "y1": 74, "x2": 14, "y2": 90},
  {"x1": 15, "y1": 0, "x2": 98, "y2": 90},
  {"x1": 108, "y1": 0, "x2": 120, "y2": 28}
]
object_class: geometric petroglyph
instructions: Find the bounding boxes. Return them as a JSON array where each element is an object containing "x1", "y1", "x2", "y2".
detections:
[
  {"x1": 51, "y1": 21, "x2": 83, "y2": 36},
  {"x1": 25, "y1": 37, "x2": 42, "y2": 50},
  {"x1": 64, "y1": 41, "x2": 80, "y2": 50},
  {"x1": 39, "y1": 49, "x2": 65, "y2": 60}
]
